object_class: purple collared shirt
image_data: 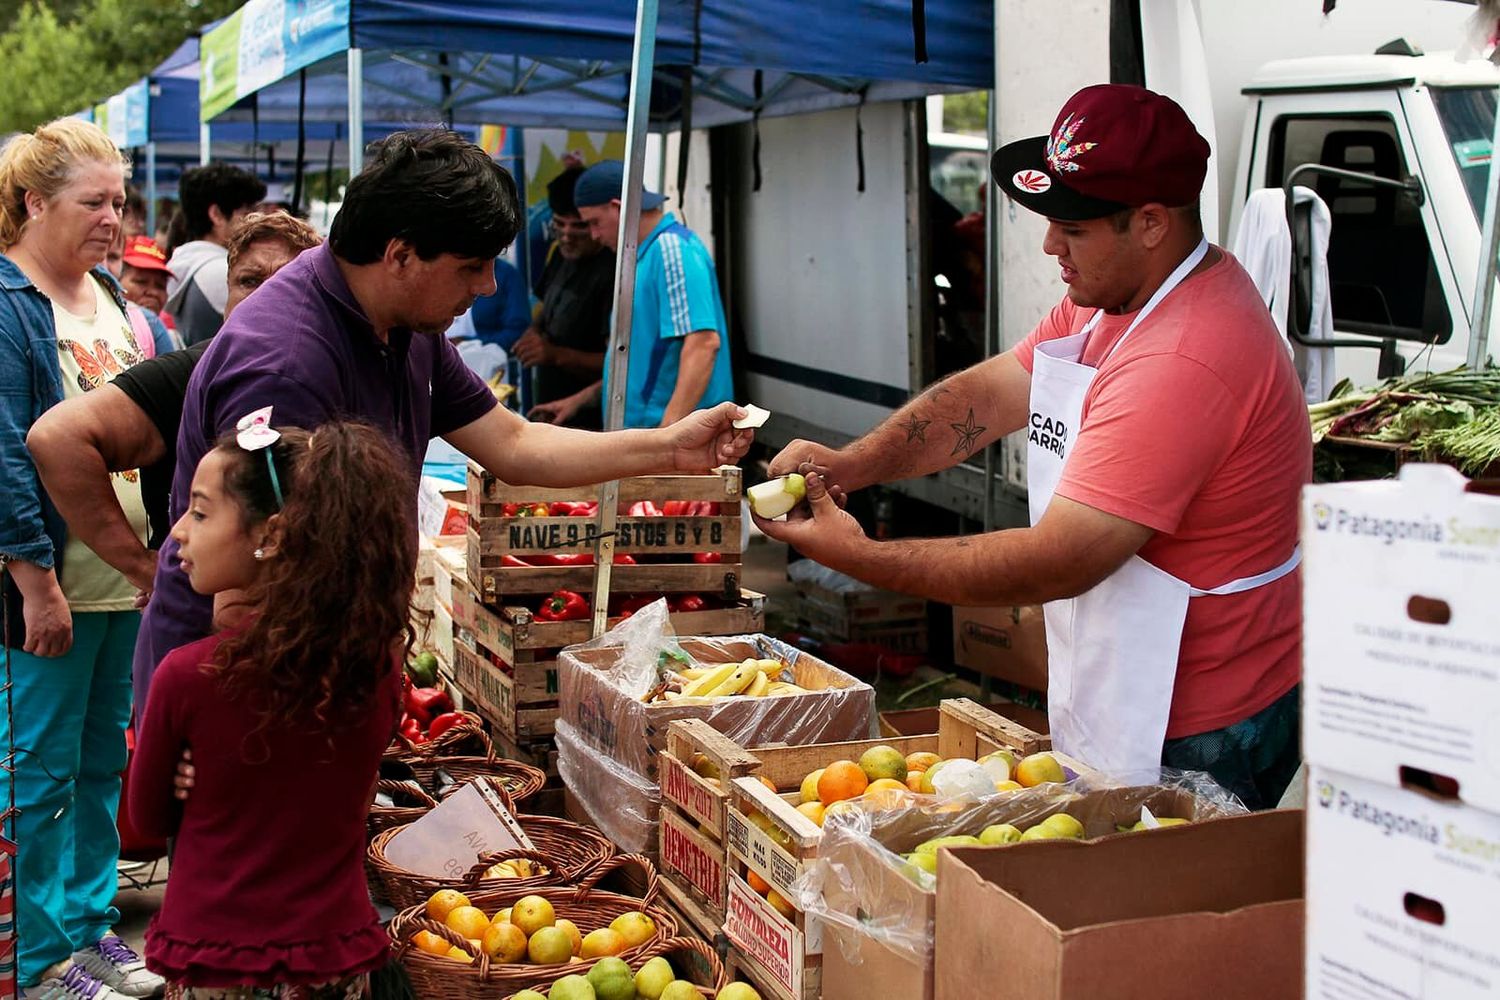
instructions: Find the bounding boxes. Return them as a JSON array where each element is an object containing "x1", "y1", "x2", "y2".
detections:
[{"x1": 134, "y1": 243, "x2": 496, "y2": 711}]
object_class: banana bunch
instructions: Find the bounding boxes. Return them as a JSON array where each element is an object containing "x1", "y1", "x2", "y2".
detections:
[
  {"x1": 483, "y1": 858, "x2": 549, "y2": 879},
  {"x1": 643, "y1": 657, "x2": 812, "y2": 703}
]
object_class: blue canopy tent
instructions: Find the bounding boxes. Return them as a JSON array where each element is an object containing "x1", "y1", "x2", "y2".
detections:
[{"x1": 200, "y1": 0, "x2": 993, "y2": 632}]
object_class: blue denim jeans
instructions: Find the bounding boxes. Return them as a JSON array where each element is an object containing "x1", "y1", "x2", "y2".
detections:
[
  {"x1": 1161, "y1": 686, "x2": 1301, "y2": 811},
  {"x1": 2, "y1": 610, "x2": 136, "y2": 984}
]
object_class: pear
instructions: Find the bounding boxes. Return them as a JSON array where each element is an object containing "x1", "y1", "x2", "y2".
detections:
[
  {"x1": 747, "y1": 475, "x2": 807, "y2": 519},
  {"x1": 978, "y1": 823, "x2": 1023, "y2": 845}
]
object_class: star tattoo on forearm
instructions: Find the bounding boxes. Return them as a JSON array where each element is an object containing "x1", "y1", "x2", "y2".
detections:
[
  {"x1": 950, "y1": 408, "x2": 985, "y2": 457},
  {"x1": 901, "y1": 415, "x2": 931, "y2": 444}
]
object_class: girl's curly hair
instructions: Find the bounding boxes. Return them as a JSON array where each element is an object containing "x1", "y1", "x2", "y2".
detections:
[{"x1": 209, "y1": 421, "x2": 415, "y2": 731}]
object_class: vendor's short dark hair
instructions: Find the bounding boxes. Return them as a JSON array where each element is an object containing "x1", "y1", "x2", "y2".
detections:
[
  {"x1": 179, "y1": 164, "x2": 267, "y2": 240},
  {"x1": 329, "y1": 129, "x2": 520, "y2": 265},
  {"x1": 547, "y1": 166, "x2": 586, "y2": 218}
]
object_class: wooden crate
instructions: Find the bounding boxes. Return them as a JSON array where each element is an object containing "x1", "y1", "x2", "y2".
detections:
[
  {"x1": 793, "y1": 579, "x2": 926, "y2": 636},
  {"x1": 491, "y1": 729, "x2": 560, "y2": 785},
  {"x1": 658, "y1": 719, "x2": 763, "y2": 933},
  {"x1": 450, "y1": 635, "x2": 560, "y2": 743},
  {"x1": 725, "y1": 872, "x2": 823, "y2": 1000},
  {"x1": 721, "y1": 700, "x2": 1058, "y2": 983},
  {"x1": 466, "y1": 464, "x2": 745, "y2": 601}
]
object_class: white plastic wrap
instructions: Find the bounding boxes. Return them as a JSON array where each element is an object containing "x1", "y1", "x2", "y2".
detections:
[
  {"x1": 558, "y1": 601, "x2": 877, "y2": 780},
  {"x1": 795, "y1": 771, "x2": 1249, "y2": 969},
  {"x1": 554, "y1": 719, "x2": 660, "y2": 855}
]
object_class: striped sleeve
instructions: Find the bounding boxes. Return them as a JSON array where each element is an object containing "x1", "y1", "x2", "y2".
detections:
[{"x1": 655, "y1": 232, "x2": 721, "y2": 340}]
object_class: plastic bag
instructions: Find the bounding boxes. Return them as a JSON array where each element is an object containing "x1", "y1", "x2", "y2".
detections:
[
  {"x1": 794, "y1": 769, "x2": 1248, "y2": 968},
  {"x1": 557, "y1": 613, "x2": 877, "y2": 780},
  {"x1": 554, "y1": 720, "x2": 660, "y2": 854}
]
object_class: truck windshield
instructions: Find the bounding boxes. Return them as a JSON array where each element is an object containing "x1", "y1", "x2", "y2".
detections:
[{"x1": 1433, "y1": 86, "x2": 1498, "y2": 221}]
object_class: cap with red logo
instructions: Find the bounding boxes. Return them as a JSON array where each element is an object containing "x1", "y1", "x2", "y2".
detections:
[
  {"x1": 991, "y1": 84, "x2": 1210, "y2": 221},
  {"x1": 121, "y1": 235, "x2": 173, "y2": 274}
]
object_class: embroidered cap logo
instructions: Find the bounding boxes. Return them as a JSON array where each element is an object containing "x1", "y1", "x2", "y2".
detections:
[
  {"x1": 1046, "y1": 114, "x2": 1098, "y2": 174},
  {"x1": 1012, "y1": 169, "x2": 1051, "y2": 193}
]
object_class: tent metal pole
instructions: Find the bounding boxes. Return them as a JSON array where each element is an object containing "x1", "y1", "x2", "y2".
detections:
[
  {"x1": 199, "y1": 123, "x2": 210, "y2": 165},
  {"x1": 348, "y1": 47, "x2": 365, "y2": 175},
  {"x1": 1466, "y1": 89, "x2": 1500, "y2": 369},
  {"x1": 982, "y1": 85, "x2": 999, "y2": 533},
  {"x1": 591, "y1": 0, "x2": 660, "y2": 638},
  {"x1": 145, "y1": 142, "x2": 158, "y2": 236}
]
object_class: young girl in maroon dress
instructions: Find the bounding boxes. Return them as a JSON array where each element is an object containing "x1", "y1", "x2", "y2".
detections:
[{"x1": 130, "y1": 411, "x2": 415, "y2": 1000}]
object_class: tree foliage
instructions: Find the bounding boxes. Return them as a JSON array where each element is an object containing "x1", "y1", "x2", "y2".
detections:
[{"x1": 0, "y1": 0, "x2": 241, "y2": 133}]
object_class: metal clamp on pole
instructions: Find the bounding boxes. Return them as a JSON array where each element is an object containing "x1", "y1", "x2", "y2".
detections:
[{"x1": 591, "y1": 0, "x2": 662, "y2": 639}]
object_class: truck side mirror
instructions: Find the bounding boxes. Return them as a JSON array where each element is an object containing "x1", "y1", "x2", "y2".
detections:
[{"x1": 1284, "y1": 163, "x2": 1424, "y2": 378}]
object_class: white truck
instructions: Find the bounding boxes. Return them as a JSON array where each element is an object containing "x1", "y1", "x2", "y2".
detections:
[{"x1": 711, "y1": 0, "x2": 1496, "y2": 526}]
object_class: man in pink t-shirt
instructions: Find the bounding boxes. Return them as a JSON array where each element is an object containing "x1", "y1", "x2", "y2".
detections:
[{"x1": 757, "y1": 85, "x2": 1310, "y2": 809}]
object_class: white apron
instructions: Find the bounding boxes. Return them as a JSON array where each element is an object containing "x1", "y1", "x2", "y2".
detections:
[{"x1": 1026, "y1": 238, "x2": 1301, "y2": 780}]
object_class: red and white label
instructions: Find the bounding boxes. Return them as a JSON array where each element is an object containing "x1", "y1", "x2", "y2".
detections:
[
  {"x1": 726, "y1": 874, "x2": 803, "y2": 997},
  {"x1": 661, "y1": 755, "x2": 722, "y2": 831},
  {"x1": 660, "y1": 810, "x2": 725, "y2": 904},
  {"x1": 1012, "y1": 169, "x2": 1051, "y2": 193}
]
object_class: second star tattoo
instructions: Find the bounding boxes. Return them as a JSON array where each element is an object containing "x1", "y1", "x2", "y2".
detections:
[{"x1": 950, "y1": 408, "x2": 985, "y2": 457}]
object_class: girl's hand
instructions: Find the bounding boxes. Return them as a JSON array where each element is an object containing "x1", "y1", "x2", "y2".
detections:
[{"x1": 173, "y1": 748, "x2": 195, "y2": 801}]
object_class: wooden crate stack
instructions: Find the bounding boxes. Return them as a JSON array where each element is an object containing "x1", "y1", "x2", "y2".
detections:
[
  {"x1": 793, "y1": 578, "x2": 928, "y2": 653},
  {"x1": 455, "y1": 462, "x2": 764, "y2": 777},
  {"x1": 719, "y1": 700, "x2": 1056, "y2": 1000}
]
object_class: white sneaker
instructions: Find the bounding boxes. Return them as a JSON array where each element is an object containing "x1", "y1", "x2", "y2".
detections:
[
  {"x1": 32, "y1": 965, "x2": 135, "y2": 1000},
  {"x1": 68, "y1": 939, "x2": 163, "y2": 999}
]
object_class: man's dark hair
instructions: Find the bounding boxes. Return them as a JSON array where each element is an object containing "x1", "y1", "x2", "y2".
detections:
[
  {"x1": 546, "y1": 166, "x2": 586, "y2": 218},
  {"x1": 123, "y1": 183, "x2": 146, "y2": 222},
  {"x1": 178, "y1": 163, "x2": 267, "y2": 240},
  {"x1": 329, "y1": 129, "x2": 521, "y2": 265}
]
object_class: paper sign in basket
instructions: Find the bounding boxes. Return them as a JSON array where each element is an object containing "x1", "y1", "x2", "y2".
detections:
[{"x1": 384, "y1": 779, "x2": 534, "y2": 878}]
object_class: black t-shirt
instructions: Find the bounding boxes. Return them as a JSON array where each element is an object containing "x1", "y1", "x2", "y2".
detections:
[
  {"x1": 533, "y1": 248, "x2": 615, "y2": 418},
  {"x1": 112, "y1": 341, "x2": 209, "y2": 549}
]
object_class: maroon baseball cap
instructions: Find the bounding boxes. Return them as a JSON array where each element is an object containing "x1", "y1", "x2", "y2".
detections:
[{"x1": 991, "y1": 84, "x2": 1210, "y2": 221}]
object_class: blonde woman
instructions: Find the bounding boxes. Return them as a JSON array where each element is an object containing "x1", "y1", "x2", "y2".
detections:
[{"x1": 0, "y1": 117, "x2": 165, "y2": 1000}]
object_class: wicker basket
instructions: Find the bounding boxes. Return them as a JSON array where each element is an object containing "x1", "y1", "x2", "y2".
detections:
[
  {"x1": 637, "y1": 936, "x2": 729, "y2": 997},
  {"x1": 368, "y1": 811, "x2": 615, "y2": 910},
  {"x1": 384, "y1": 711, "x2": 494, "y2": 762},
  {"x1": 368, "y1": 779, "x2": 439, "y2": 838},
  {"x1": 425, "y1": 757, "x2": 546, "y2": 805},
  {"x1": 389, "y1": 854, "x2": 678, "y2": 999}
]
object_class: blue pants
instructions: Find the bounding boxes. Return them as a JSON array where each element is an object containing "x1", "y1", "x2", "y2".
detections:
[
  {"x1": 1161, "y1": 685, "x2": 1301, "y2": 811},
  {"x1": 2, "y1": 610, "x2": 136, "y2": 985}
]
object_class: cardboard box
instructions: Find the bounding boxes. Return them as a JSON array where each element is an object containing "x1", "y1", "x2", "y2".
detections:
[
  {"x1": 933, "y1": 810, "x2": 1304, "y2": 1000},
  {"x1": 880, "y1": 701, "x2": 1049, "y2": 737},
  {"x1": 950, "y1": 604, "x2": 1048, "y2": 692},
  {"x1": 819, "y1": 784, "x2": 1247, "y2": 1000},
  {"x1": 558, "y1": 635, "x2": 876, "y2": 779},
  {"x1": 1306, "y1": 766, "x2": 1500, "y2": 998},
  {"x1": 1303, "y1": 464, "x2": 1500, "y2": 811}
]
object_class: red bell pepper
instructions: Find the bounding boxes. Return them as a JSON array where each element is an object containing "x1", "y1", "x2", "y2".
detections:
[
  {"x1": 627, "y1": 500, "x2": 663, "y2": 517},
  {"x1": 568, "y1": 506, "x2": 595, "y2": 516},
  {"x1": 399, "y1": 716, "x2": 425, "y2": 741},
  {"x1": 671, "y1": 594, "x2": 708, "y2": 613},
  {"x1": 614, "y1": 553, "x2": 636, "y2": 565},
  {"x1": 428, "y1": 711, "x2": 465, "y2": 739},
  {"x1": 406, "y1": 686, "x2": 453, "y2": 727},
  {"x1": 692, "y1": 551, "x2": 724, "y2": 564},
  {"x1": 502, "y1": 554, "x2": 532, "y2": 567},
  {"x1": 616, "y1": 594, "x2": 656, "y2": 617},
  {"x1": 501, "y1": 502, "x2": 521, "y2": 517},
  {"x1": 537, "y1": 590, "x2": 590, "y2": 621},
  {"x1": 662, "y1": 500, "x2": 691, "y2": 516}
]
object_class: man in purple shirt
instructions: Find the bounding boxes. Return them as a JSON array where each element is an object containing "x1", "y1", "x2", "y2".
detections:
[{"x1": 134, "y1": 129, "x2": 752, "y2": 710}]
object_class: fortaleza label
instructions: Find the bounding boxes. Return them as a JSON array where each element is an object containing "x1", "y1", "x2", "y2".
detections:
[
  {"x1": 661, "y1": 810, "x2": 725, "y2": 902},
  {"x1": 726, "y1": 874, "x2": 802, "y2": 995},
  {"x1": 1028, "y1": 412, "x2": 1068, "y2": 459}
]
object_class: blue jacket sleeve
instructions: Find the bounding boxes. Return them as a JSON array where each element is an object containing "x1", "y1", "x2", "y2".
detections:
[
  {"x1": 470, "y1": 260, "x2": 532, "y2": 351},
  {"x1": 0, "y1": 297, "x2": 55, "y2": 567}
]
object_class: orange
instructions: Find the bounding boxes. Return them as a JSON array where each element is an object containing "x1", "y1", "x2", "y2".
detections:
[
  {"x1": 1014, "y1": 753, "x2": 1066, "y2": 788},
  {"x1": 817, "y1": 760, "x2": 868, "y2": 804},
  {"x1": 755, "y1": 775, "x2": 778, "y2": 794},
  {"x1": 863, "y1": 779, "x2": 913, "y2": 810},
  {"x1": 425, "y1": 889, "x2": 471, "y2": 922},
  {"x1": 765, "y1": 890, "x2": 796, "y2": 919},
  {"x1": 795, "y1": 801, "x2": 826, "y2": 826},
  {"x1": 580, "y1": 928, "x2": 627, "y2": 959},
  {"x1": 479, "y1": 922, "x2": 527, "y2": 963},
  {"x1": 491, "y1": 907, "x2": 513, "y2": 925},
  {"x1": 745, "y1": 869, "x2": 772, "y2": 894},
  {"x1": 411, "y1": 931, "x2": 451, "y2": 957},
  {"x1": 444, "y1": 905, "x2": 492, "y2": 941},
  {"x1": 510, "y1": 895, "x2": 556, "y2": 936},
  {"x1": 555, "y1": 918, "x2": 583, "y2": 956},
  {"x1": 906, "y1": 771, "x2": 926, "y2": 793},
  {"x1": 905, "y1": 751, "x2": 942, "y2": 773},
  {"x1": 858, "y1": 745, "x2": 908, "y2": 783},
  {"x1": 799, "y1": 768, "x2": 825, "y2": 804},
  {"x1": 444, "y1": 944, "x2": 474, "y2": 964},
  {"x1": 609, "y1": 911, "x2": 658, "y2": 948},
  {"x1": 823, "y1": 799, "x2": 861, "y2": 823},
  {"x1": 527, "y1": 926, "x2": 574, "y2": 965}
]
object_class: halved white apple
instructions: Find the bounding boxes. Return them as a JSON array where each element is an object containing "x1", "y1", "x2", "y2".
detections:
[{"x1": 747, "y1": 474, "x2": 806, "y2": 519}]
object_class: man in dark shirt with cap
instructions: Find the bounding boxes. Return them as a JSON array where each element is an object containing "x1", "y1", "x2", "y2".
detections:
[
  {"x1": 754, "y1": 85, "x2": 1310, "y2": 808},
  {"x1": 510, "y1": 166, "x2": 615, "y2": 428}
]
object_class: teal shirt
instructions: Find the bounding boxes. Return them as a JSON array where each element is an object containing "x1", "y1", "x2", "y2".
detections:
[{"x1": 604, "y1": 212, "x2": 734, "y2": 428}]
